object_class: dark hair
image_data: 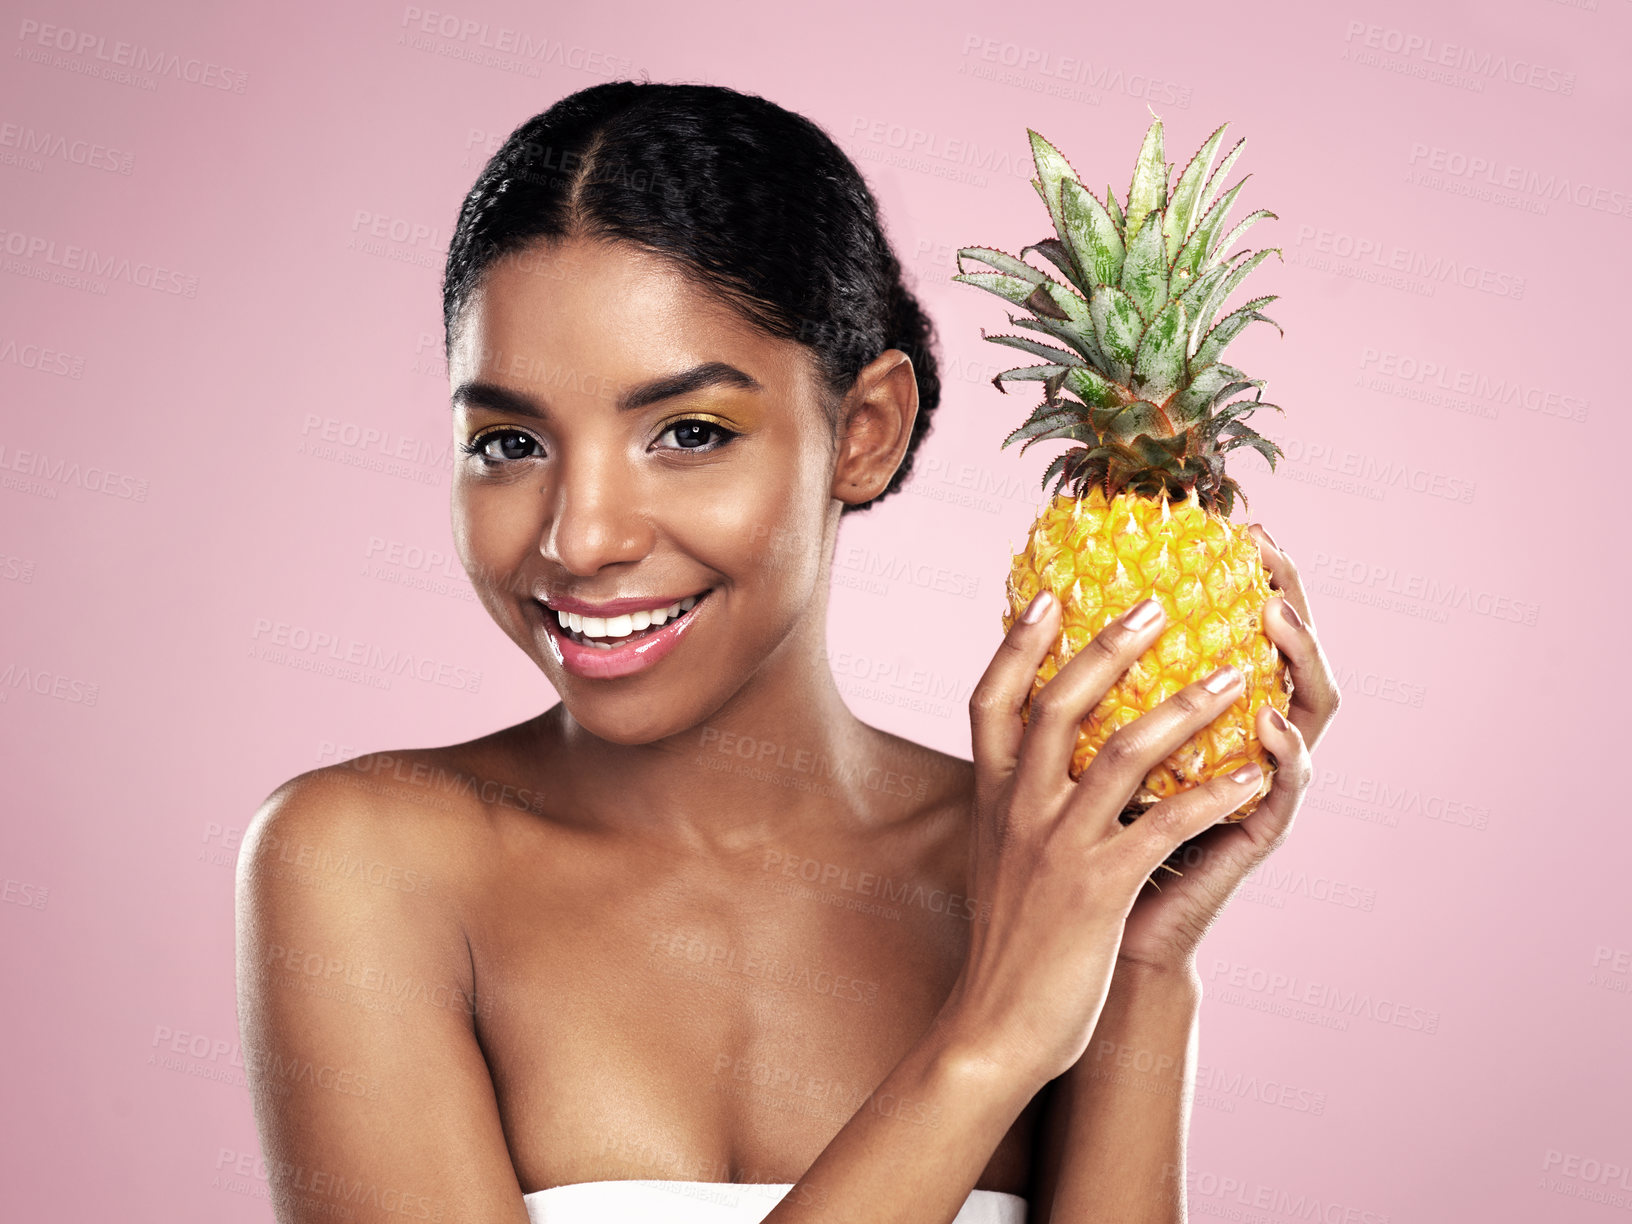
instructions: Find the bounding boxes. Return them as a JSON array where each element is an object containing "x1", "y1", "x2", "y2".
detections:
[{"x1": 442, "y1": 81, "x2": 940, "y2": 514}]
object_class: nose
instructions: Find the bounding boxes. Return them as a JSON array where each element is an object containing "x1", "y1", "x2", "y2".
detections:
[{"x1": 540, "y1": 444, "x2": 653, "y2": 577}]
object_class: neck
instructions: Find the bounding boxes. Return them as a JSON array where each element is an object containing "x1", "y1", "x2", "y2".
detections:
[{"x1": 532, "y1": 583, "x2": 889, "y2": 857}]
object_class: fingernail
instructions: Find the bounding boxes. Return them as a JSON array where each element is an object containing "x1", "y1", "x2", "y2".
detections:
[
  {"x1": 1123, "y1": 598, "x2": 1163, "y2": 630},
  {"x1": 1256, "y1": 524, "x2": 1280, "y2": 549},
  {"x1": 1278, "y1": 600, "x2": 1304, "y2": 630},
  {"x1": 1267, "y1": 708, "x2": 1289, "y2": 732},
  {"x1": 1203, "y1": 665, "x2": 1240, "y2": 693},
  {"x1": 1229, "y1": 762, "x2": 1263, "y2": 784},
  {"x1": 1021, "y1": 589, "x2": 1055, "y2": 624}
]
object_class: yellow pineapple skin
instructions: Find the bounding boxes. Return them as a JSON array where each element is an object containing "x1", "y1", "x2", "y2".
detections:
[{"x1": 1000, "y1": 486, "x2": 1293, "y2": 821}]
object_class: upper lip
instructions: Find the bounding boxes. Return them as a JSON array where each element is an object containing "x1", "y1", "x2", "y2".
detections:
[{"x1": 536, "y1": 587, "x2": 713, "y2": 617}]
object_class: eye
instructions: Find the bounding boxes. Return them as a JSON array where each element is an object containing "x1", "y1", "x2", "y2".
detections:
[
  {"x1": 462, "y1": 429, "x2": 543, "y2": 464},
  {"x1": 654, "y1": 418, "x2": 740, "y2": 452}
]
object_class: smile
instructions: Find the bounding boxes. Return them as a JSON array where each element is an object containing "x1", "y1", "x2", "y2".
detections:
[
  {"x1": 553, "y1": 592, "x2": 706, "y2": 650},
  {"x1": 538, "y1": 587, "x2": 716, "y2": 681}
]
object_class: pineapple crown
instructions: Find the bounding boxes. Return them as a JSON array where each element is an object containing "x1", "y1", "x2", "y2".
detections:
[{"x1": 952, "y1": 115, "x2": 1285, "y2": 516}]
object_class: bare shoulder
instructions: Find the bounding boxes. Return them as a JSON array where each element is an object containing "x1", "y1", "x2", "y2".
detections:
[
  {"x1": 234, "y1": 738, "x2": 534, "y2": 1222},
  {"x1": 237, "y1": 728, "x2": 546, "y2": 923},
  {"x1": 869, "y1": 726, "x2": 975, "y2": 812}
]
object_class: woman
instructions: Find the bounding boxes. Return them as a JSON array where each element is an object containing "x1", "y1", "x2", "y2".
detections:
[{"x1": 236, "y1": 81, "x2": 1340, "y2": 1224}]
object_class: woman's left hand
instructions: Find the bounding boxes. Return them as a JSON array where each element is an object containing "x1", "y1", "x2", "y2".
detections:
[{"x1": 1114, "y1": 524, "x2": 1344, "y2": 976}]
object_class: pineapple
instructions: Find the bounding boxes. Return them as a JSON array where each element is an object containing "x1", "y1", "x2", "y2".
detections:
[{"x1": 953, "y1": 116, "x2": 1293, "y2": 823}]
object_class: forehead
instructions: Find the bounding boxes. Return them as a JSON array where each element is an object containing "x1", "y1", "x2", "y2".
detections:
[{"x1": 449, "y1": 237, "x2": 814, "y2": 394}]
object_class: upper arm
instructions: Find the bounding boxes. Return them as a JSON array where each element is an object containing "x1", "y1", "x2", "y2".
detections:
[{"x1": 235, "y1": 770, "x2": 528, "y2": 1224}]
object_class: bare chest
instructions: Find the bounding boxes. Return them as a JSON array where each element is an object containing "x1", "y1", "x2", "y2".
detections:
[{"x1": 463, "y1": 827, "x2": 1039, "y2": 1196}]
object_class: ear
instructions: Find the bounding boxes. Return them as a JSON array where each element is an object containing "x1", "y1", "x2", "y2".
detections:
[{"x1": 831, "y1": 349, "x2": 920, "y2": 506}]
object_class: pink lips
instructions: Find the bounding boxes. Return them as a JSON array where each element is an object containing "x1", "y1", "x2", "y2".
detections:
[{"x1": 538, "y1": 589, "x2": 712, "y2": 680}]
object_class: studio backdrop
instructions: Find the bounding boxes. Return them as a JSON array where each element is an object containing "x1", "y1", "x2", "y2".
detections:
[{"x1": 1, "y1": 1, "x2": 1624, "y2": 1221}]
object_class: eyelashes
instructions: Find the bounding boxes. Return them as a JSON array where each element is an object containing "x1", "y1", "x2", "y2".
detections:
[{"x1": 459, "y1": 418, "x2": 742, "y2": 466}]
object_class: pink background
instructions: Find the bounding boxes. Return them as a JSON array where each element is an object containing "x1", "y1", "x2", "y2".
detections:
[{"x1": 3, "y1": 0, "x2": 1627, "y2": 1219}]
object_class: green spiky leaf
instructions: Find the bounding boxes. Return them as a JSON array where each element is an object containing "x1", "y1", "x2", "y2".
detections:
[
  {"x1": 1192, "y1": 295, "x2": 1279, "y2": 366},
  {"x1": 1065, "y1": 366, "x2": 1121, "y2": 409},
  {"x1": 1174, "y1": 177, "x2": 1248, "y2": 278},
  {"x1": 1011, "y1": 315, "x2": 1103, "y2": 366},
  {"x1": 955, "y1": 247, "x2": 1047, "y2": 284},
  {"x1": 1210, "y1": 211, "x2": 1278, "y2": 268},
  {"x1": 1133, "y1": 300, "x2": 1187, "y2": 401},
  {"x1": 979, "y1": 331, "x2": 1086, "y2": 367},
  {"x1": 1163, "y1": 123, "x2": 1228, "y2": 261},
  {"x1": 950, "y1": 271, "x2": 1039, "y2": 308},
  {"x1": 1027, "y1": 131, "x2": 1080, "y2": 254},
  {"x1": 1036, "y1": 279, "x2": 1093, "y2": 332},
  {"x1": 1119, "y1": 213, "x2": 1170, "y2": 322},
  {"x1": 1020, "y1": 238, "x2": 1088, "y2": 295},
  {"x1": 1124, "y1": 118, "x2": 1167, "y2": 241},
  {"x1": 1058, "y1": 179, "x2": 1124, "y2": 287},
  {"x1": 1089, "y1": 286, "x2": 1142, "y2": 383},
  {"x1": 955, "y1": 120, "x2": 1289, "y2": 516},
  {"x1": 992, "y1": 363, "x2": 1076, "y2": 395},
  {"x1": 1194, "y1": 138, "x2": 1246, "y2": 230},
  {"x1": 1170, "y1": 363, "x2": 1243, "y2": 423},
  {"x1": 1101, "y1": 400, "x2": 1170, "y2": 439},
  {"x1": 1189, "y1": 249, "x2": 1280, "y2": 351}
]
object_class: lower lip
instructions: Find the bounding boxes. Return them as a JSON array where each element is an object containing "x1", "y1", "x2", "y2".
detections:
[{"x1": 539, "y1": 590, "x2": 713, "y2": 680}]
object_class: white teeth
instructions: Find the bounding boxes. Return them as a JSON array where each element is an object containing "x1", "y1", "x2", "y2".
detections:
[{"x1": 552, "y1": 590, "x2": 709, "y2": 646}]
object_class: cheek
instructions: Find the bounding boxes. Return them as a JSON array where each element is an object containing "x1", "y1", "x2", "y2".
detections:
[
  {"x1": 678, "y1": 438, "x2": 831, "y2": 594},
  {"x1": 453, "y1": 478, "x2": 542, "y2": 598}
]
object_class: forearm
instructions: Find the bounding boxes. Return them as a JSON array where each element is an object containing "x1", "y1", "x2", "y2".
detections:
[
  {"x1": 761, "y1": 1018, "x2": 1040, "y2": 1224},
  {"x1": 1042, "y1": 962, "x2": 1202, "y2": 1224}
]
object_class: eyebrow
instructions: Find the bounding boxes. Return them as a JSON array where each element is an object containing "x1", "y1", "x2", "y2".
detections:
[{"x1": 450, "y1": 361, "x2": 762, "y2": 418}]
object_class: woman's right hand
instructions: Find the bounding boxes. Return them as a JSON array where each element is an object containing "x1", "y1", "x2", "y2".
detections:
[{"x1": 936, "y1": 588, "x2": 1263, "y2": 1089}]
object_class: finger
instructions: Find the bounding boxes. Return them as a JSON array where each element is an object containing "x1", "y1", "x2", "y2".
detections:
[
  {"x1": 969, "y1": 589, "x2": 1061, "y2": 805},
  {"x1": 1229, "y1": 703, "x2": 1312, "y2": 853},
  {"x1": 1263, "y1": 595, "x2": 1341, "y2": 749},
  {"x1": 1112, "y1": 759, "x2": 1269, "y2": 882},
  {"x1": 1247, "y1": 523, "x2": 1313, "y2": 628},
  {"x1": 1010, "y1": 597, "x2": 1168, "y2": 814},
  {"x1": 1054, "y1": 661, "x2": 1247, "y2": 837},
  {"x1": 1127, "y1": 708, "x2": 1314, "y2": 892}
]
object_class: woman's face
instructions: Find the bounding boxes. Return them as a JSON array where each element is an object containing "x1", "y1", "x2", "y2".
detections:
[{"x1": 449, "y1": 236, "x2": 844, "y2": 745}]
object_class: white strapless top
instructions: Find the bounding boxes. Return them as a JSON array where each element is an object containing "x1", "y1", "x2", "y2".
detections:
[{"x1": 523, "y1": 1179, "x2": 1027, "y2": 1222}]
